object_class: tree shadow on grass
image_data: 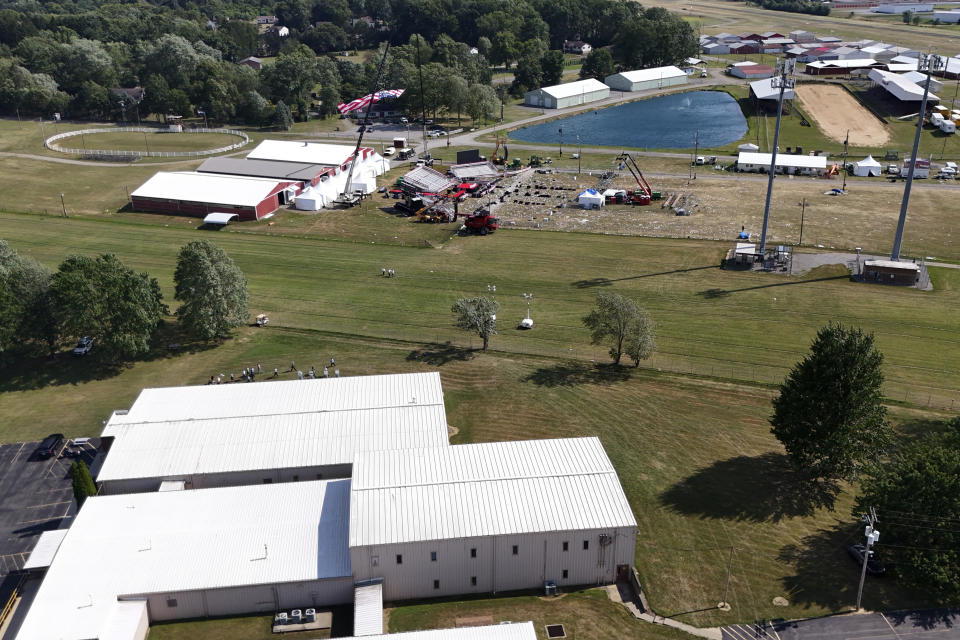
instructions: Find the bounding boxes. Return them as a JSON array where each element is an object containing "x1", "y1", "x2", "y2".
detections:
[
  {"x1": 523, "y1": 361, "x2": 632, "y2": 388},
  {"x1": 406, "y1": 342, "x2": 475, "y2": 366},
  {"x1": 659, "y1": 452, "x2": 842, "y2": 523},
  {"x1": 777, "y1": 524, "x2": 926, "y2": 613}
]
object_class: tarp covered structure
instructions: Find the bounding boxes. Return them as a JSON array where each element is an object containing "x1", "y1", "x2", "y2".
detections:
[{"x1": 577, "y1": 189, "x2": 604, "y2": 209}]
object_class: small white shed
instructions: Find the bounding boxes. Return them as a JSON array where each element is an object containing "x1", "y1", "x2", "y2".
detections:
[
  {"x1": 295, "y1": 186, "x2": 323, "y2": 211},
  {"x1": 738, "y1": 142, "x2": 760, "y2": 152},
  {"x1": 852, "y1": 155, "x2": 882, "y2": 177},
  {"x1": 577, "y1": 189, "x2": 604, "y2": 209}
]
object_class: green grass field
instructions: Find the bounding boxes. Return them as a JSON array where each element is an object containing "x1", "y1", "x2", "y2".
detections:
[{"x1": 49, "y1": 131, "x2": 244, "y2": 153}]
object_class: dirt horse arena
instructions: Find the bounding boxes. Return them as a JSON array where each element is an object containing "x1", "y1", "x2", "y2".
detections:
[{"x1": 795, "y1": 84, "x2": 891, "y2": 146}]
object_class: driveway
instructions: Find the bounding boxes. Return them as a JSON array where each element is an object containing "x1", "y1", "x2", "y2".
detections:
[{"x1": 723, "y1": 609, "x2": 960, "y2": 640}]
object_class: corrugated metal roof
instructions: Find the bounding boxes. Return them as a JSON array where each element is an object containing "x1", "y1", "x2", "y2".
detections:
[
  {"x1": 130, "y1": 171, "x2": 291, "y2": 207},
  {"x1": 198, "y1": 157, "x2": 332, "y2": 182},
  {"x1": 15, "y1": 480, "x2": 352, "y2": 640},
  {"x1": 353, "y1": 581, "x2": 383, "y2": 636},
  {"x1": 750, "y1": 78, "x2": 796, "y2": 100},
  {"x1": 98, "y1": 404, "x2": 449, "y2": 482},
  {"x1": 538, "y1": 78, "x2": 608, "y2": 99},
  {"x1": 100, "y1": 601, "x2": 147, "y2": 640},
  {"x1": 338, "y1": 622, "x2": 537, "y2": 640},
  {"x1": 105, "y1": 373, "x2": 445, "y2": 429},
  {"x1": 607, "y1": 65, "x2": 686, "y2": 84},
  {"x1": 349, "y1": 438, "x2": 637, "y2": 547},
  {"x1": 247, "y1": 140, "x2": 371, "y2": 166},
  {"x1": 22, "y1": 529, "x2": 68, "y2": 569}
]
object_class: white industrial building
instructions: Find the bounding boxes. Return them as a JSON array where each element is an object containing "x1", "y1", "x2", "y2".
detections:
[
  {"x1": 604, "y1": 66, "x2": 687, "y2": 91},
  {"x1": 16, "y1": 480, "x2": 354, "y2": 640},
  {"x1": 873, "y1": 2, "x2": 932, "y2": 12},
  {"x1": 932, "y1": 10, "x2": 960, "y2": 22},
  {"x1": 246, "y1": 140, "x2": 390, "y2": 208},
  {"x1": 737, "y1": 152, "x2": 828, "y2": 175},
  {"x1": 868, "y1": 68, "x2": 939, "y2": 101},
  {"x1": 750, "y1": 78, "x2": 795, "y2": 101},
  {"x1": 97, "y1": 373, "x2": 449, "y2": 494},
  {"x1": 349, "y1": 437, "x2": 638, "y2": 602},
  {"x1": 524, "y1": 78, "x2": 610, "y2": 109}
]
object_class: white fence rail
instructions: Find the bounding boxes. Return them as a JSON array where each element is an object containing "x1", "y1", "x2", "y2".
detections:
[{"x1": 45, "y1": 127, "x2": 249, "y2": 159}]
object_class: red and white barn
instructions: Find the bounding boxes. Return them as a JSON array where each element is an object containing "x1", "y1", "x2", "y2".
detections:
[{"x1": 130, "y1": 171, "x2": 299, "y2": 221}]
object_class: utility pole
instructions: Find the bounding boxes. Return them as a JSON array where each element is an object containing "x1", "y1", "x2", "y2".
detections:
[
  {"x1": 559, "y1": 127, "x2": 563, "y2": 158},
  {"x1": 798, "y1": 198, "x2": 807, "y2": 245},
  {"x1": 694, "y1": 129, "x2": 700, "y2": 180},
  {"x1": 892, "y1": 53, "x2": 938, "y2": 262},
  {"x1": 59, "y1": 193, "x2": 67, "y2": 217},
  {"x1": 855, "y1": 507, "x2": 880, "y2": 612},
  {"x1": 841, "y1": 130, "x2": 849, "y2": 192},
  {"x1": 758, "y1": 59, "x2": 795, "y2": 263},
  {"x1": 577, "y1": 135, "x2": 582, "y2": 174}
]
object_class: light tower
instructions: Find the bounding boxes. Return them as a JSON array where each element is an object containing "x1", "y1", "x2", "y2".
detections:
[
  {"x1": 520, "y1": 293, "x2": 534, "y2": 329},
  {"x1": 891, "y1": 53, "x2": 939, "y2": 262},
  {"x1": 758, "y1": 59, "x2": 796, "y2": 263}
]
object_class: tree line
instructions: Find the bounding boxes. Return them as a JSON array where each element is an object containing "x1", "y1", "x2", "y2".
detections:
[
  {"x1": 0, "y1": 239, "x2": 249, "y2": 363},
  {"x1": 0, "y1": 0, "x2": 697, "y2": 124}
]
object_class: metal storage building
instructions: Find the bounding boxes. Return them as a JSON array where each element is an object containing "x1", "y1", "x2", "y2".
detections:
[
  {"x1": 524, "y1": 79, "x2": 610, "y2": 109},
  {"x1": 130, "y1": 171, "x2": 299, "y2": 221},
  {"x1": 604, "y1": 66, "x2": 687, "y2": 92},
  {"x1": 349, "y1": 437, "x2": 637, "y2": 602},
  {"x1": 197, "y1": 157, "x2": 335, "y2": 187},
  {"x1": 14, "y1": 480, "x2": 354, "y2": 640},
  {"x1": 750, "y1": 78, "x2": 796, "y2": 101},
  {"x1": 868, "y1": 69, "x2": 939, "y2": 101},
  {"x1": 97, "y1": 373, "x2": 449, "y2": 494}
]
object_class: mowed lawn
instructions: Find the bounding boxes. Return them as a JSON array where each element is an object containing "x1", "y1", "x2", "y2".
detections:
[
  {"x1": 50, "y1": 131, "x2": 243, "y2": 153},
  {"x1": 1, "y1": 212, "x2": 957, "y2": 626}
]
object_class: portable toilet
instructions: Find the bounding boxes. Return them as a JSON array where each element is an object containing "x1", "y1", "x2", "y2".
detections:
[
  {"x1": 931, "y1": 112, "x2": 945, "y2": 125},
  {"x1": 940, "y1": 119, "x2": 956, "y2": 134}
]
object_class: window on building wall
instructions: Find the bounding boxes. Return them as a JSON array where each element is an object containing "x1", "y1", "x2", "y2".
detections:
[
  {"x1": 433, "y1": 580, "x2": 440, "y2": 589},
  {"x1": 396, "y1": 554, "x2": 403, "y2": 564},
  {"x1": 292, "y1": 475, "x2": 299, "y2": 481},
  {"x1": 583, "y1": 540, "x2": 589, "y2": 550},
  {"x1": 316, "y1": 473, "x2": 323, "y2": 479},
  {"x1": 512, "y1": 545, "x2": 518, "y2": 555},
  {"x1": 166, "y1": 598, "x2": 178, "y2": 608},
  {"x1": 262, "y1": 478, "x2": 273, "y2": 484},
  {"x1": 562, "y1": 541, "x2": 569, "y2": 552},
  {"x1": 471, "y1": 576, "x2": 477, "y2": 586},
  {"x1": 430, "y1": 551, "x2": 437, "y2": 562},
  {"x1": 562, "y1": 569, "x2": 569, "y2": 579},
  {"x1": 470, "y1": 548, "x2": 477, "y2": 558},
  {"x1": 371, "y1": 555, "x2": 379, "y2": 567}
]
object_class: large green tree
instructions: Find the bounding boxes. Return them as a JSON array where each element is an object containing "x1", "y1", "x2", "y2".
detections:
[
  {"x1": 857, "y1": 417, "x2": 960, "y2": 598},
  {"x1": 71, "y1": 460, "x2": 97, "y2": 508},
  {"x1": 452, "y1": 296, "x2": 499, "y2": 350},
  {"x1": 48, "y1": 253, "x2": 166, "y2": 360},
  {"x1": 579, "y1": 49, "x2": 615, "y2": 81},
  {"x1": 0, "y1": 240, "x2": 52, "y2": 358},
  {"x1": 583, "y1": 292, "x2": 654, "y2": 365},
  {"x1": 174, "y1": 240, "x2": 249, "y2": 340},
  {"x1": 770, "y1": 323, "x2": 892, "y2": 483}
]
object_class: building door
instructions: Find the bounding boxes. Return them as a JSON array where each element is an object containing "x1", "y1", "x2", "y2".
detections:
[{"x1": 616, "y1": 564, "x2": 630, "y2": 582}]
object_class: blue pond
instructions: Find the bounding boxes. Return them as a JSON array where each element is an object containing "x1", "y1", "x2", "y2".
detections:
[{"x1": 510, "y1": 91, "x2": 748, "y2": 149}]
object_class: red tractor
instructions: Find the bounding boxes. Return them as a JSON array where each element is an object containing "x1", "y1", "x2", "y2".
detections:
[{"x1": 460, "y1": 210, "x2": 499, "y2": 235}]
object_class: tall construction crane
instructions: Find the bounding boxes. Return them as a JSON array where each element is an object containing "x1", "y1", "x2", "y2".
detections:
[
  {"x1": 334, "y1": 42, "x2": 392, "y2": 207},
  {"x1": 615, "y1": 153, "x2": 655, "y2": 206}
]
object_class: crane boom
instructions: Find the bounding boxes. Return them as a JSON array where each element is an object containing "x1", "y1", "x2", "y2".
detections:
[
  {"x1": 336, "y1": 41, "x2": 392, "y2": 206},
  {"x1": 616, "y1": 153, "x2": 652, "y2": 197}
]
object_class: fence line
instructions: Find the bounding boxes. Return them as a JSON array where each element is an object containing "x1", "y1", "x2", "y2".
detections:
[{"x1": 44, "y1": 127, "x2": 249, "y2": 159}]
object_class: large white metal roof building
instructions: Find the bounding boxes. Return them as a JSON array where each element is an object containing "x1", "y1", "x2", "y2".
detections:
[
  {"x1": 98, "y1": 373, "x2": 449, "y2": 493},
  {"x1": 247, "y1": 140, "x2": 374, "y2": 168},
  {"x1": 604, "y1": 66, "x2": 687, "y2": 92},
  {"x1": 737, "y1": 151, "x2": 828, "y2": 175},
  {"x1": 868, "y1": 68, "x2": 939, "y2": 101},
  {"x1": 524, "y1": 78, "x2": 610, "y2": 109},
  {"x1": 15, "y1": 480, "x2": 353, "y2": 640}
]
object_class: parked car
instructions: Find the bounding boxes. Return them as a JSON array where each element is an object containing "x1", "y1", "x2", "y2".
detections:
[
  {"x1": 36, "y1": 433, "x2": 65, "y2": 459},
  {"x1": 887, "y1": 164, "x2": 899, "y2": 175},
  {"x1": 384, "y1": 146, "x2": 396, "y2": 156},
  {"x1": 72, "y1": 336, "x2": 93, "y2": 356},
  {"x1": 846, "y1": 542, "x2": 886, "y2": 576}
]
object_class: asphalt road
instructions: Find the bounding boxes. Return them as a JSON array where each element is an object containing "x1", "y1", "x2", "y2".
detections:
[{"x1": 724, "y1": 609, "x2": 960, "y2": 640}]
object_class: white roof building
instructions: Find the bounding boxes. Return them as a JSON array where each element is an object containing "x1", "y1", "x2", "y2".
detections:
[
  {"x1": 130, "y1": 171, "x2": 296, "y2": 209},
  {"x1": 868, "y1": 68, "x2": 939, "y2": 100},
  {"x1": 524, "y1": 78, "x2": 610, "y2": 109},
  {"x1": 750, "y1": 78, "x2": 795, "y2": 100},
  {"x1": 15, "y1": 480, "x2": 354, "y2": 640},
  {"x1": 338, "y1": 623, "x2": 537, "y2": 640},
  {"x1": 248, "y1": 140, "x2": 372, "y2": 168},
  {"x1": 900, "y1": 71, "x2": 943, "y2": 92},
  {"x1": 98, "y1": 373, "x2": 449, "y2": 493},
  {"x1": 349, "y1": 437, "x2": 637, "y2": 547},
  {"x1": 604, "y1": 66, "x2": 687, "y2": 91}
]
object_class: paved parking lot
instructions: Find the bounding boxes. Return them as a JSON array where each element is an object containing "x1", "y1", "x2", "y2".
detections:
[
  {"x1": 0, "y1": 441, "x2": 92, "y2": 577},
  {"x1": 724, "y1": 609, "x2": 960, "y2": 640}
]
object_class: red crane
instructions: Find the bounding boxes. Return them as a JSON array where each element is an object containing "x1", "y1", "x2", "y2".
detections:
[{"x1": 616, "y1": 153, "x2": 654, "y2": 206}]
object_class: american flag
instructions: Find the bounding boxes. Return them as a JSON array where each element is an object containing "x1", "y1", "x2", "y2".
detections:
[{"x1": 337, "y1": 89, "x2": 405, "y2": 114}]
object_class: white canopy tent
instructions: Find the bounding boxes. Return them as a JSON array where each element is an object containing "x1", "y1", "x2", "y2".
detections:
[
  {"x1": 738, "y1": 142, "x2": 760, "y2": 152},
  {"x1": 294, "y1": 186, "x2": 322, "y2": 211},
  {"x1": 577, "y1": 189, "x2": 604, "y2": 209},
  {"x1": 202, "y1": 212, "x2": 239, "y2": 225},
  {"x1": 853, "y1": 155, "x2": 882, "y2": 177}
]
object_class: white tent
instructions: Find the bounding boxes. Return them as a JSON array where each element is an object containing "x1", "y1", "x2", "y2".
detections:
[
  {"x1": 853, "y1": 155, "x2": 882, "y2": 177},
  {"x1": 738, "y1": 142, "x2": 760, "y2": 152},
  {"x1": 578, "y1": 189, "x2": 604, "y2": 209},
  {"x1": 295, "y1": 186, "x2": 323, "y2": 211}
]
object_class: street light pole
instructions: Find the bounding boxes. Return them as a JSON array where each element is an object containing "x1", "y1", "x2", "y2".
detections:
[
  {"x1": 798, "y1": 198, "x2": 807, "y2": 245},
  {"x1": 855, "y1": 508, "x2": 880, "y2": 612},
  {"x1": 559, "y1": 127, "x2": 563, "y2": 158},
  {"x1": 577, "y1": 135, "x2": 581, "y2": 174}
]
